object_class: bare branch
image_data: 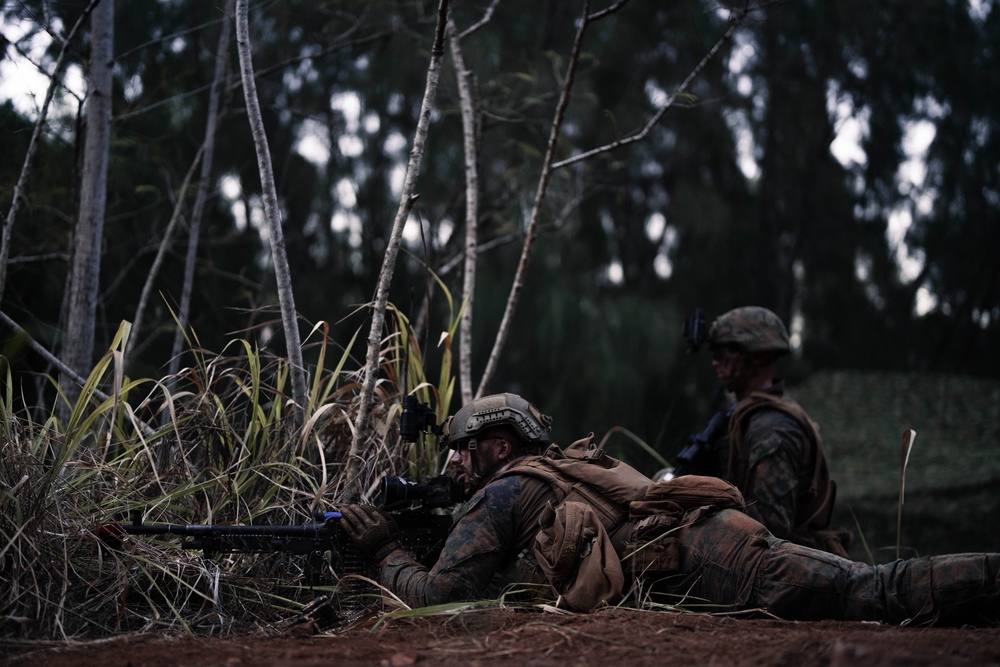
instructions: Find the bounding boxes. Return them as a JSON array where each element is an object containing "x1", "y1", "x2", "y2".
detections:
[
  {"x1": 114, "y1": 14, "x2": 404, "y2": 123},
  {"x1": 0, "y1": 0, "x2": 102, "y2": 304},
  {"x1": 456, "y1": 0, "x2": 501, "y2": 41},
  {"x1": 127, "y1": 143, "x2": 205, "y2": 370},
  {"x1": 0, "y1": 311, "x2": 98, "y2": 398},
  {"x1": 476, "y1": 0, "x2": 593, "y2": 398},
  {"x1": 236, "y1": 0, "x2": 308, "y2": 417},
  {"x1": 587, "y1": 0, "x2": 632, "y2": 22},
  {"x1": 552, "y1": 9, "x2": 746, "y2": 170},
  {"x1": 168, "y1": 0, "x2": 234, "y2": 382},
  {"x1": 342, "y1": 0, "x2": 453, "y2": 501}
]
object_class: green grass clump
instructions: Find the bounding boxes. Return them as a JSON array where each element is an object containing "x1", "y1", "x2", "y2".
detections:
[{"x1": 1, "y1": 312, "x2": 453, "y2": 639}]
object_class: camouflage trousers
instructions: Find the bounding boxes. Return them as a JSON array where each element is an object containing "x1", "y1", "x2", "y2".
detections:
[{"x1": 632, "y1": 508, "x2": 999, "y2": 626}]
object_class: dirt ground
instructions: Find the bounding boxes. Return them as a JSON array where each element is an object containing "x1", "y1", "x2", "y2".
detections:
[{"x1": 2, "y1": 608, "x2": 999, "y2": 667}]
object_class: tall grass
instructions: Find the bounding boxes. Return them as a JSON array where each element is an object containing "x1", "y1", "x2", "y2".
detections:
[{"x1": 0, "y1": 309, "x2": 454, "y2": 640}]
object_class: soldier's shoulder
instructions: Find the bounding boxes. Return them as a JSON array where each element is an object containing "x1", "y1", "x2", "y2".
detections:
[
  {"x1": 480, "y1": 474, "x2": 524, "y2": 507},
  {"x1": 745, "y1": 404, "x2": 801, "y2": 431}
]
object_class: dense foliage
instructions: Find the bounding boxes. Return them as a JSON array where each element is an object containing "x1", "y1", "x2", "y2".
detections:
[{"x1": 2, "y1": 0, "x2": 998, "y2": 465}]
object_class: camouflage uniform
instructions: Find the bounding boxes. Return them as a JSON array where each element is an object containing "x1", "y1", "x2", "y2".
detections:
[
  {"x1": 689, "y1": 306, "x2": 847, "y2": 555},
  {"x1": 643, "y1": 506, "x2": 999, "y2": 626},
  {"x1": 724, "y1": 382, "x2": 847, "y2": 555},
  {"x1": 381, "y1": 464, "x2": 554, "y2": 606},
  {"x1": 377, "y1": 447, "x2": 1000, "y2": 625}
]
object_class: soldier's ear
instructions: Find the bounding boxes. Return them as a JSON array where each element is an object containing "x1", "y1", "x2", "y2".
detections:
[{"x1": 496, "y1": 438, "x2": 514, "y2": 459}]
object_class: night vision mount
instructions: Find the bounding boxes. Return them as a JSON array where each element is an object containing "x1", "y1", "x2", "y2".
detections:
[
  {"x1": 400, "y1": 395, "x2": 444, "y2": 443},
  {"x1": 683, "y1": 307, "x2": 708, "y2": 353}
]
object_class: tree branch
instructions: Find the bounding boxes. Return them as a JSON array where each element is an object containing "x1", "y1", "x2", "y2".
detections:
[
  {"x1": 475, "y1": 0, "x2": 593, "y2": 398},
  {"x1": 168, "y1": 0, "x2": 234, "y2": 383},
  {"x1": 551, "y1": 9, "x2": 746, "y2": 170},
  {"x1": 342, "y1": 0, "x2": 452, "y2": 501},
  {"x1": 0, "y1": 0, "x2": 102, "y2": 303}
]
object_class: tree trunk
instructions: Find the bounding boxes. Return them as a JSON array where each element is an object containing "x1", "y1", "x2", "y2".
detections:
[
  {"x1": 235, "y1": 0, "x2": 308, "y2": 419},
  {"x1": 475, "y1": 0, "x2": 593, "y2": 399},
  {"x1": 168, "y1": 0, "x2": 234, "y2": 383},
  {"x1": 127, "y1": 145, "x2": 204, "y2": 371},
  {"x1": 447, "y1": 17, "x2": 481, "y2": 408},
  {"x1": 58, "y1": 0, "x2": 114, "y2": 422}
]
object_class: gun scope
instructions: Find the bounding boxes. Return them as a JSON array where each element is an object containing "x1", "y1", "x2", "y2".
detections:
[{"x1": 377, "y1": 475, "x2": 463, "y2": 511}]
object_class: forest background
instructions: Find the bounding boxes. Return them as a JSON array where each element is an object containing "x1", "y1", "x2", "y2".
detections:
[{"x1": 1, "y1": 0, "x2": 999, "y2": 589}]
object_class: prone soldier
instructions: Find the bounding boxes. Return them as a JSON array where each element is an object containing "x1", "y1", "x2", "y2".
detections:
[{"x1": 339, "y1": 392, "x2": 999, "y2": 625}]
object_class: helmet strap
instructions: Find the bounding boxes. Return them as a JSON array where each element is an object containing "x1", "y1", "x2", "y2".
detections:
[
  {"x1": 465, "y1": 437, "x2": 517, "y2": 490},
  {"x1": 465, "y1": 438, "x2": 484, "y2": 489}
]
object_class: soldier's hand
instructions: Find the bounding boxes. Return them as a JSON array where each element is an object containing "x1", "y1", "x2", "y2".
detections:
[{"x1": 339, "y1": 504, "x2": 400, "y2": 562}]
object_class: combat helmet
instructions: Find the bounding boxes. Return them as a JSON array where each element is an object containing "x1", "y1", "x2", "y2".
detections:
[
  {"x1": 441, "y1": 393, "x2": 553, "y2": 449},
  {"x1": 708, "y1": 306, "x2": 790, "y2": 355}
]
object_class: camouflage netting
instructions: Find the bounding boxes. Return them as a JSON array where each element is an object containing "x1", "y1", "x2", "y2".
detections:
[{"x1": 790, "y1": 370, "x2": 1000, "y2": 560}]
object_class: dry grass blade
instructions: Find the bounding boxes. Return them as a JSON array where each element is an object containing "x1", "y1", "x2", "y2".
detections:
[{"x1": 896, "y1": 428, "x2": 916, "y2": 560}]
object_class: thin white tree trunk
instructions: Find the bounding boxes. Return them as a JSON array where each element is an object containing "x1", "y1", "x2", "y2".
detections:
[
  {"x1": 235, "y1": 0, "x2": 308, "y2": 418},
  {"x1": 0, "y1": 0, "x2": 101, "y2": 304},
  {"x1": 448, "y1": 17, "x2": 481, "y2": 407},
  {"x1": 473, "y1": 0, "x2": 743, "y2": 396},
  {"x1": 58, "y1": 0, "x2": 114, "y2": 420},
  {"x1": 342, "y1": 0, "x2": 451, "y2": 500},
  {"x1": 168, "y1": 0, "x2": 234, "y2": 382}
]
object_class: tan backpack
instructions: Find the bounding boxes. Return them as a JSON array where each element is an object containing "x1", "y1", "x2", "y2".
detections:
[
  {"x1": 503, "y1": 437, "x2": 754, "y2": 610},
  {"x1": 499, "y1": 434, "x2": 650, "y2": 611}
]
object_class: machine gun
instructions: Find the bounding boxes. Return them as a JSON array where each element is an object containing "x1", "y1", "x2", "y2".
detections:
[
  {"x1": 103, "y1": 474, "x2": 462, "y2": 588},
  {"x1": 100, "y1": 473, "x2": 463, "y2": 628},
  {"x1": 672, "y1": 404, "x2": 734, "y2": 478}
]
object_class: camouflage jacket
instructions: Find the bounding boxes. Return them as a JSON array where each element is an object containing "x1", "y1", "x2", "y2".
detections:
[{"x1": 380, "y1": 462, "x2": 555, "y2": 607}]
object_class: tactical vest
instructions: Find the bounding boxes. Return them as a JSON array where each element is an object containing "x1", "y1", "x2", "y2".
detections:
[{"x1": 727, "y1": 390, "x2": 843, "y2": 551}]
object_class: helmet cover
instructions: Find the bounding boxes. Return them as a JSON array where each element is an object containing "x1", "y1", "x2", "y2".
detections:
[
  {"x1": 441, "y1": 393, "x2": 552, "y2": 448},
  {"x1": 708, "y1": 306, "x2": 790, "y2": 355}
]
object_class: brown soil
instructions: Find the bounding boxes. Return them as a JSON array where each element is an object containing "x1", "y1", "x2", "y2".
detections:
[{"x1": 3, "y1": 608, "x2": 998, "y2": 667}]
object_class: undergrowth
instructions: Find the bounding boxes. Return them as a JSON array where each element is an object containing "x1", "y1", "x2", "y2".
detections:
[{"x1": 0, "y1": 311, "x2": 453, "y2": 640}]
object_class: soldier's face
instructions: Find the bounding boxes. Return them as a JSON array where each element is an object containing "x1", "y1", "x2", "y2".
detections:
[
  {"x1": 712, "y1": 346, "x2": 747, "y2": 393},
  {"x1": 450, "y1": 436, "x2": 509, "y2": 493}
]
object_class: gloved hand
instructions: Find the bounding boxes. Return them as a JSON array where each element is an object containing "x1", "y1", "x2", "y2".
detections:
[{"x1": 338, "y1": 504, "x2": 401, "y2": 562}]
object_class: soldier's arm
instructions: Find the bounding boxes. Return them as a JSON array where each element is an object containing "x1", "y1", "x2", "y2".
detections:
[
  {"x1": 379, "y1": 478, "x2": 520, "y2": 607},
  {"x1": 740, "y1": 412, "x2": 806, "y2": 539}
]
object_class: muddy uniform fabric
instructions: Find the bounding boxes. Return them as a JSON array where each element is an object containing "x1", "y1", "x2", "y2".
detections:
[{"x1": 723, "y1": 382, "x2": 849, "y2": 556}]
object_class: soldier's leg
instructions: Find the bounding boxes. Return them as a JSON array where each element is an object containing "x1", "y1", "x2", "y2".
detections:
[
  {"x1": 634, "y1": 509, "x2": 772, "y2": 611},
  {"x1": 754, "y1": 540, "x2": 1000, "y2": 625}
]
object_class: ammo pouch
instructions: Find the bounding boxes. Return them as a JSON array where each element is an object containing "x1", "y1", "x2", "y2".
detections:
[
  {"x1": 533, "y1": 499, "x2": 625, "y2": 612},
  {"x1": 623, "y1": 475, "x2": 746, "y2": 575}
]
